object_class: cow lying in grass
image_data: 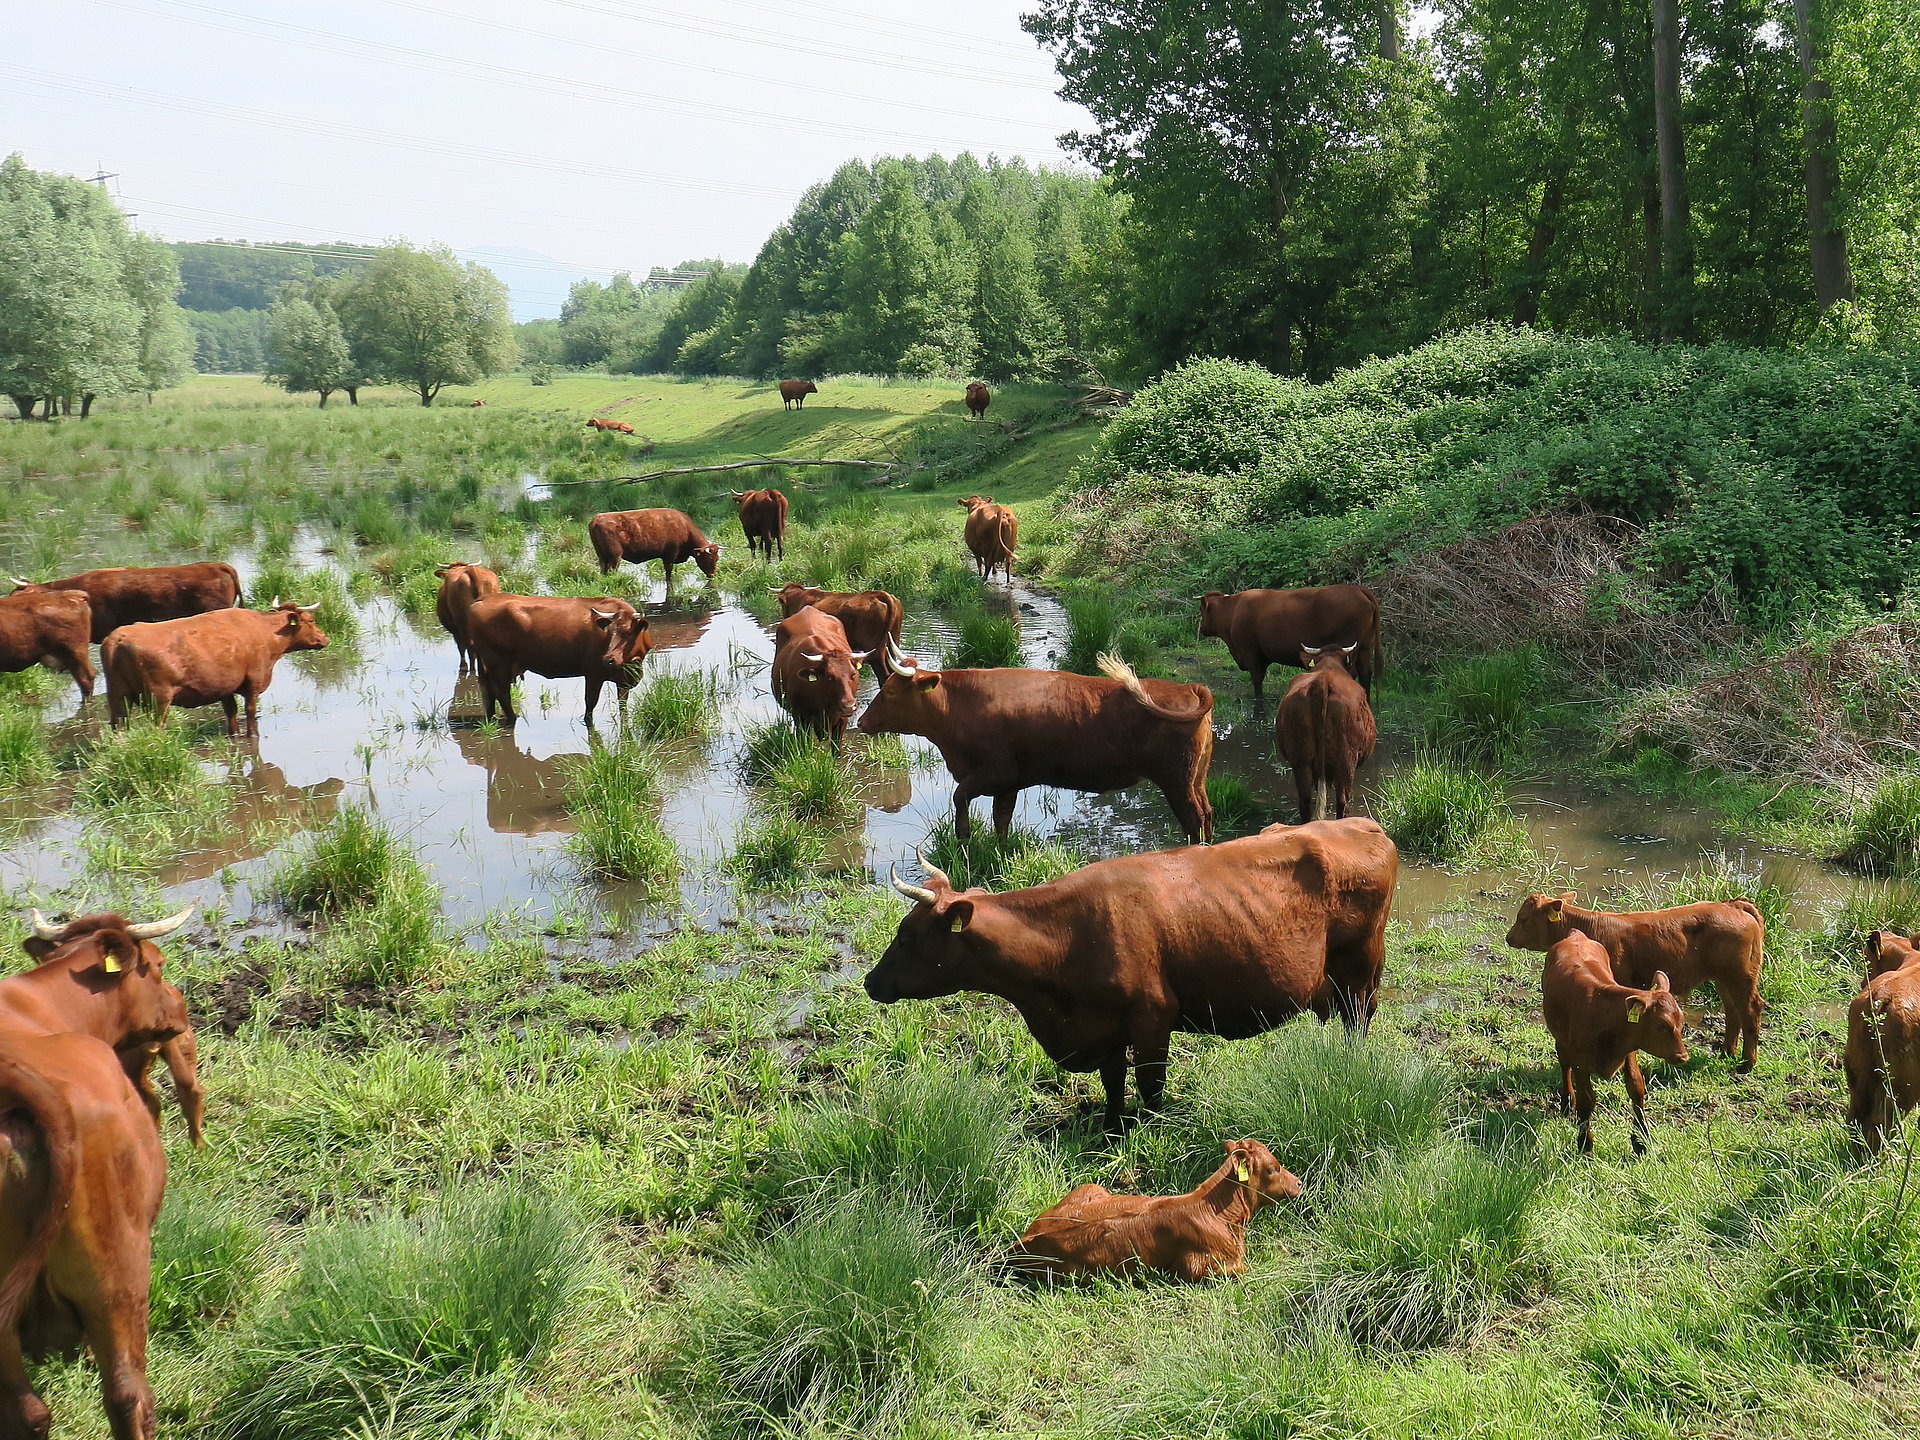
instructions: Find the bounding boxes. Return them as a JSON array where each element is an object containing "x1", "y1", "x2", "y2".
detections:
[
  {"x1": 1541, "y1": 931, "x2": 1688, "y2": 1154},
  {"x1": 1010, "y1": 1140, "x2": 1302, "y2": 1281}
]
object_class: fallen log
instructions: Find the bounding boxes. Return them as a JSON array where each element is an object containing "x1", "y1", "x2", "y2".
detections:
[{"x1": 540, "y1": 456, "x2": 897, "y2": 488}]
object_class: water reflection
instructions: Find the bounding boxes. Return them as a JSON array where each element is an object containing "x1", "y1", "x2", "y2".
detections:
[{"x1": 452, "y1": 724, "x2": 573, "y2": 837}]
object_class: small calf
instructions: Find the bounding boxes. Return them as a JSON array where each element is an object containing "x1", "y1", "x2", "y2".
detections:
[
  {"x1": 1845, "y1": 930, "x2": 1920, "y2": 1153},
  {"x1": 1508, "y1": 890, "x2": 1765, "y2": 1070},
  {"x1": 1541, "y1": 932, "x2": 1688, "y2": 1155},
  {"x1": 1009, "y1": 1139, "x2": 1302, "y2": 1282}
]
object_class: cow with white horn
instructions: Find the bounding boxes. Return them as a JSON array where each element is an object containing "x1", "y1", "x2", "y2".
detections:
[{"x1": 772, "y1": 605, "x2": 869, "y2": 745}]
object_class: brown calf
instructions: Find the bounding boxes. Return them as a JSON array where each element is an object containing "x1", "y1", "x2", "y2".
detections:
[
  {"x1": 959, "y1": 495, "x2": 1017, "y2": 583},
  {"x1": 1845, "y1": 930, "x2": 1920, "y2": 1153},
  {"x1": 732, "y1": 488, "x2": 789, "y2": 562},
  {"x1": 1507, "y1": 891, "x2": 1765, "y2": 1070},
  {"x1": 102, "y1": 601, "x2": 328, "y2": 737},
  {"x1": 0, "y1": 588, "x2": 95, "y2": 700},
  {"x1": 1010, "y1": 1140, "x2": 1302, "y2": 1281},
  {"x1": 433, "y1": 562, "x2": 501, "y2": 674},
  {"x1": 1274, "y1": 644, "x2": 1375, "y2": 822},
  {"x1": 1541, "y1": 932, "x2": 1688, "y2": 1154}
]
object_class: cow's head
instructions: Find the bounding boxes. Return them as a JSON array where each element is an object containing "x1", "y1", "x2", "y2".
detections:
[
  {"x1": 1299, "y1": 643, "x2": 1359, "y2": 673},
  {"x1": 789, "y1": 640, "x2": 870, "y2": 725},
  {"x1": 22, "y1": 907, "x2": 204, "y2": 1143},
  {"x1": 587, "y1": 602, "x2": 651, "y2": 675},
  {"x1": 268, "y1": 599, "x2": 329, "y2": 651},
  {"x1": 694, "y1": 543, "x2": 722, "y2": 579},
  {"x1": 1625, "y1": 971, "x2": 1688, "y2": 1064},
  {"x1": 1506, "y1": 891, "x2": 1577, "y2": 951},
  {"x1": 6, "y1": 576, "x2": 44, "y2": 595},
  {"x1": 1196, "y1": 592, "x2": 1231, "y2": 640},
  {"x1": 1866, "y1": 930, "x2": 1920, "y2": 980},
  {"x1": 1221, "y1": 1139, "x2": 1304, "y2": 1206},
  {"x1": 771, "y1": 582, "x2": 825, "y2": 617},
  {"x1": 957, "y1": 495, "x2": 992, "y2": 512},
  {"x1": 857, "y1": 643, "x2": 944, "y2": 736},
  {"x1": 865, "y1": 852, "x2": 991, "y2": 1003}
]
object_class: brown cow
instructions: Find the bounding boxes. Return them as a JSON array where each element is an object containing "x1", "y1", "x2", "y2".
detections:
[
  {"x1": 467, "y1": 399, "x2": 486, "y2": 407},
  {"x1": 865, "y1": 819, "x2": 1397, "y2": 1129},
  {"x1": 1845, "y1": 930, "x2": 1920, "y2": 1153},
  {"x1": 1274, "y1": 645, "x2": 1375, "y2": 822},
  {"x1": 587, "y1": 509, "x2": 720, "y2": 586},
  {"x1": 778, "y1": 379, "x2": 817, "y2": 410},
  {"x1": 771, "y1": 607, "x2": 870, "y2": 745},
  {"x1": 1506, "y1": 892, "x2": 1766, "y2": 1070},
  {"x1": 732, "y1": 488, "x2": 789, "y2": 563},
  {"x1": 465, "y1": 593, "x2": 650, "y2": 726},
  {"x1": 9, "y1": 563, "x2": 242, "y2": 645},
  {"x1": 102, "y1": 600, "x2": 328, "y2": 737},
  {"x1": 771, "y1": 584, "x2": 903, "y2": 679},
  {"x1": 959, "y1": 496, "x2": 1017, "y2": 583},
  {"x1": 0, "y1": 588, "x2": 95, "y2": 700},
  {"x1": 1010, "y1": 1140, "x2": 1302, "y2": 1282},
  {"x1": 586, "y1": 417, "x2": 635, "y2": 435},
  {"x1": 1197, "y1": 585, "x2": 1383, "y2": 698},
  {"x1": 0, "y1": 907, "x2": 203, "y2": 1440},
  {"x1": 1541, "y1": 932, "x2": 1688, "y2": 1154},
  {"x1": 859, "y1": 647, "x2": 1214, "y2": 843},
  {"x1": 433, "y1": 562, "x2": 501, "y2": 673},
  {"x1": 964, "y1": 382, "x2": 991, "y2": 420}
]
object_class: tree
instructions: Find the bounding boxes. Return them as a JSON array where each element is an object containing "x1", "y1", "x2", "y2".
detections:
[
  {"x1": 1649, "y1": 0, "x2": 1696, "y2": 334},
  {"x1": 833, "y1": 160, "x2": 973, "y2": 373},
  {"x1": 266, "y1": 292, "x2": 351, "y2": 406},
  {"x1": 333, "y1": 243, "x2": 515, "y2": 405},
  {"x1": 1793, "y1": 0, "x2": 1856, "y2": 309},
  {"x1": 124, "y1": 233, "x2": 193, "y2": 401}
]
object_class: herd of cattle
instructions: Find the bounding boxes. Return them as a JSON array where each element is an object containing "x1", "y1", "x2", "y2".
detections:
[{"x1": 7, "y1": 458, "x2": 1920, "y2": 1427}]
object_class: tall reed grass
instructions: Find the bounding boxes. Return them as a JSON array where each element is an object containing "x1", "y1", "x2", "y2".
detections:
[
  {"x1": 1374, "y1": 757, "x2": 1531, "y2": 865},
  {"x1": 1424, "y1": 649, "x2": 1542, "y2": 763},
  {"x1": 1841, "y1": 770, "x2": 1920, "y2": 876},
  {"x1": 562, "y1": 733, "x2": 679, "y2": 885},
  {"x1": 943, "y1": 611, "x2": 1023, "y2": 668},
  {"x1": 922, "y1": 819, "x2": 1086, "y2": 891}
]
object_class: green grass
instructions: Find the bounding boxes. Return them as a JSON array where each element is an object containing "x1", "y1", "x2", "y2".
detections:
[
  {"x1": 1374, "y1": 757, "x2": 1532, "y2": 865},
  {"x1": 726, "y1": 811, "x2": 832, "y2": 889},
  {"x1": 1841, "y1": 770, "x2": 1920, "y2": 876},
  {"x1": 561, "y1": 733, "x2": 679, "y2": 886},
  {"x1": 1205, "y1": 772, "x2": 1264, "y2": 837},
  {"x1": 921, "y1": 819, "x2": 1088, "y2": 891},
  {"x1": 0, "y1": 706, "x2": 52, "y2": 787},
  {"x1": 1758, "y1": 1161, "x2": 1920, "y2": 1359},
  {"x1": 1424, "y1": 649, "x2": 1543, "y2": 764},
  {"x1": 626, "y1": 666, "x2": 723, "y2": 742},
  {"x1": 762, "y1": 739, "x2": 861, "y2": 824},
  {"x1": 149, "y1": 1185, "x2": 267, "y2": 1334},
  {"x1": 942, "y1": 610, "x2": 1024, "y2": 668},
  {"x1": 1061, "y1": 589, "x2": 1119, "y2": 674},
  {"x1": 211, "y1": 1184, "x2": 591, "y2": 1440},
  {"x1": 74, "y1": 720, "x2": 207, "y2": 809},
  {"x1": 272, "y1": 804, "x2": 413, "y2": 912}
]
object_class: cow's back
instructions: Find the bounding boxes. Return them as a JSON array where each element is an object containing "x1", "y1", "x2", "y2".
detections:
[
  {"x1": 1850, "y1": 965, "x2": 1920, "y2": 1123},
  {"x1": 103, "y1": 610, "x2": 268, "y2": 692},
  {"x1": 1237, "y1": 586, "x2": 1376, "y2": 652},
  {"x1": 1589, "y1": 900, "x2": 1763, "y2": 993}
]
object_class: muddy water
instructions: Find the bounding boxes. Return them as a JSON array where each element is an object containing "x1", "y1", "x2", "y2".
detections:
[{"x1": 0, "y1": 541, "x2": 1872, "y2": 934}]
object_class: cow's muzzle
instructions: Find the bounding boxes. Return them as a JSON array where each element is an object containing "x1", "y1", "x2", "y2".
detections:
[{"x1": 863, "y1": 966, "x2": 899, "y2": 1003}]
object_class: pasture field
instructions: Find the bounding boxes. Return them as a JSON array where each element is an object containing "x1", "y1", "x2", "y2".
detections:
[{"x1": 2, "y1": 374, "x2": 1916, "y2": 1439}]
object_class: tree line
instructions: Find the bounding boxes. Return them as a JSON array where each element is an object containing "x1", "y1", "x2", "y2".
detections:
[
  {"x1": 0, "y1": 154, "x2": 194, "y2": 418},
  {"x1": 559, "y1": 155, "x2": 1118, "y2": 382}
]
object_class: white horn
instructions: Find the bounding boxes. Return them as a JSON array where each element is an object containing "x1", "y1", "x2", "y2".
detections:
[
  {"x1": 126, "y1": 905, "x2": 196, "y2": 940},
  {"x1": 801, "y1": 651, "x2": 824, "y2": 662},
  {"x1": 889, "y1": 863, "x2": 937, "y2": 906},
  {"x1": 591, "y1": 608, "x2": 617, "y2": 619},
  {"x1": 269, "y1": 595, "x2": 281, "y2": 608},
  {"x1": 8, "y1": 576, "x2": 33, "y2": 588},
  {"x1": 885, "y1": 646, "x2": 916, "y2": 678},
  {"x1": 295, "y1": 603, "x2": 320, "y2": 613},
  {"x1": 28, "y1": 909, "x2": 63, "y2": 941},
  {"x1": 915, "y1": 848, "x2": 954, "y2": 892},
  {"x1": 849, "y1": 650, "x2": 872, "y2": 661}
]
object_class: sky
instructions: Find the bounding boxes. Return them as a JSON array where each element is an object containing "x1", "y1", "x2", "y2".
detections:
[{"x1": 4, "y1": 0, "x2": 1092, "y2": 316}]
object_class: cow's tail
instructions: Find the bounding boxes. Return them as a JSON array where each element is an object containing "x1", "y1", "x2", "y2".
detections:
[
  {"x1": 1097, "y1": 653, "x2": 1212, "y2": 722},
  {"x1": 222, "y1": 562, "x2": 244, "y2": 607},
  {"x1": 0, "y1": 1051, "x2": 76, "y2": 1333},
  {"x1": 1359, "y1": 586, "x2": 1383, "y2": 689},
  {"x1": 1306, "y1": 676, "x2": 1335, "y2": 822}
]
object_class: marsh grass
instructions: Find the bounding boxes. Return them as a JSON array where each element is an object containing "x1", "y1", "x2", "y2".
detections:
[
  {"x1": 1425, "y1": 649, "x2": 1544, "y2": 763},
  {"x1": 766, "y1": 743, "x2": 860, "y2": 825},
  {"x1": 1758, "y1": 1160, "x2": 1920, "y2": 1358},
  {"x1": 1062, "y1": 589, "x2": 1118, "y2": 674},
  {"x1": 740, "y1": 719, "x2": 815, "y2": 784},
  {"x1": 273, "y1": 804, "x2": 413, "y2": 913},
  {"x1": 943, "y1": 610, "x2": 1023, "y2": 669},
  {"x1": 1296, "y1": 1139, "x2": 1546, "y2": 1349},
  {"x1": 562, "y1": 734, "x2": 678, "y2": 886},
  {"x1": 922, "y1": 820, "x2": 1086, "y2": 891},
  {"x1": 1374, "y1": 757, "x2": 1531, "y2": 865},
  {"x1": 1205, "y1": 773, "x2": 1264, "y2": 837},
  {"x1": 727, "y1": 811, "x2": 832, "y2": 889},
  {"x1": 74, "y1": 720, "x2": 207, "y2": 810},
  {"x1": 212, "y1": 1184, "x2": 591, "y2": 1440},
  {"x1": 627, "y1": 667, "x2": 723, "y2": 742},
  {"x1": 1823, "y1": 878, "x2": 1920, "y2": 967},
  {"x1": 675, "y1": 1193, "x2": 968, "y2": 1433},
  {"x1": 0, "y1": 666, "x2": 57, "y2": 704},
  {"x1": 247, "y1": 562, "x2": 361, "y2": 643},
  {"x1": 149, "y1": 1187, "x2": 267, "y2": 1334},
  {"x1": 0, "y1": 707, "x2": 52, "y2": 788},
  {"x1": 1841, "y1": 770, "x2": 1920, "y2": 876},
  {"x1": 764, "y1": 1061, "x2": 1020, "y2": 1233},
  {"x1": 327, "y1": 874, "x2": 452, "y2": 988}
]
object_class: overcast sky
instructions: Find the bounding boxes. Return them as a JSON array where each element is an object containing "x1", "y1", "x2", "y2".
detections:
[{"x1": 5, "y1": 0, "x2": 1091, "y2": 315}]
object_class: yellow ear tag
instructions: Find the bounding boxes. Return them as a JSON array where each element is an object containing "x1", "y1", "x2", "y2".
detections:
[
  {"x1": 1626, "y1": 1000, "x2": 1645, "y2": 1023},
  {"x1": 101, "y1": 954, "x2": 123, "y2": 974},
  {"x1": 1235, "y1": 1162, "x2": 1250, "y2": 1182},
  {"x1": 949, "y1": 915, "x2": 966, "y2": 933}
]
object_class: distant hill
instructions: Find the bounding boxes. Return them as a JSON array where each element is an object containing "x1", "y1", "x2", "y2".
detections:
[{"x1": 173, "y1": 240, "x2": 378, "y2": 312}]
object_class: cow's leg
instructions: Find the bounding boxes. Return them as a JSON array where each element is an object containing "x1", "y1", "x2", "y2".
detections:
[
  {"x1": 991, "y1": 791, "x2": 1018, "y2": 838},
  {"x1": 1558, "y1": 1064, "x2": 1575, "y2": 1117},
  {"x1": 583, "y1": 677, "x2": 604, "y2": 728},
  {"x1": 0, "y1": 1330, "x2": 50, "y2": 1440},
  {"x1": 107, "y1": 683, "x2": 126, "y2": 727},
  {"x1": 1736, "y1": 985, "x2": 1764, "y2": 1073},
  {"x1": 1248, "y1": 661, "x2": 1268, "y2": 699},
  {"x1": 65, "y1": 646, "x2": 96, "y2": 700},
  {"x1": 1131, "y1": 1025, "x2": 1171, "y2": 1118},
  {"x1": 1289, "y1": 763, "x2": 1316, "y2": 824},
  {"x1": 220, "y1": 695, "x2": 240, "y2": 738},
  {"x1": 244, "y1": 687, "x2": 261, "y2": 739},
  {"x1": 1623, "y1": 1052, "x2": 1651, "y2": 1155},
  {"x1": 1098, "y1": 1049, "x2": 1130, "y2": 1134},
  {"x1": 951, "y1": 782, "x2": 981, "y2": 840},
  {"x1": 83, "y1": 1289, "x2": 157, "y2": 1440},
  {"x1": 1572, "y1": 1069, "x2": 1597, "y2": 1153}
]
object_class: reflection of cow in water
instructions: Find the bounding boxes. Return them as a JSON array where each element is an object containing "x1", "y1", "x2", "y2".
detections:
[
  {"x1": 448, "y1": 684, "x2": 573, "y2": 835},
  {"x1": 159, "y1": 752, "x2": 345, "y2": 884}
]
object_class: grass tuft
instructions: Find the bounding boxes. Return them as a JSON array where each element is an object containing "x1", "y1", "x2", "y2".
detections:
[
  {"x1": 561, "y1": 733, "x2": 678, "y2": 886},
  {"x1": 1374, "y1": 757, "x2": 1531, "y2": 865},
  {"x1": 922, "y1": 819, "x2": 1086, "y2": 892},
  {"x1": 942, "y1": 610, "x2": 1023, "y2": 669},
  {"x1": 1061, "y1": 590, "x2": 1118, "y2": 674},
  {"x1": 1757, "y1": 1162, "x2": 1920, "y2": 1358},
  {"x1": 726, "y1": 811, "x2": 831, "y2": 889},
  {"x1": 627, "y1": 667, "x2": 722, "y2": 743},
  {"x1": 74, "y1": 720, "x2": 206, "y2": 810},
  {"x1": 150, "y1": 1186, "x2": 267, "y2": 1334},
  {"x1": 1205, "y1": 772, "x2": 1264, "y2": 838},
  {"x1": 1841, "y1": 769, "x2": 1920, "y2": 876},
  {"x1": 273, "y1": 804, "x2": 412, "y2": 913},
  {"x1": 1424, "y1": 649, "x2": 1542, "y2": 763},
  {"x1": 0, "y1": 707, "x2": 52, "y2": 788}
]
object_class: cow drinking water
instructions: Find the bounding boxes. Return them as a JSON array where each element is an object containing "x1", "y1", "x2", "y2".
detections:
[
  {"x1": 587, "y1": 508, "x2": 720, "y2": 587},
  {"x1": 465, "y1": 593, "x2": 650, "y2": 726},
  {"x1": 770, "y1": 606, "x2": 869, "y2": 745}
]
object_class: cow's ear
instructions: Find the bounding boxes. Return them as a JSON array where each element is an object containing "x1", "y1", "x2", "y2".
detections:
[
  {"x1": 22, "y1": 937, "x2": 55, "y2": 960},
  {"x1": 1626, "y1": 999, "x2": 1645, "y2": 1024},
  {"x1": 96, "y1": 931, "x2": 139, "y2": 976},
  {"x1": 1650, "y1": 970, "x2": 1672, "y2": 994},
  {"x1": 1868, "y1": 930, "x2": 1886, "y2": 969},
  {"x1": 944, "y1": 900, "x2": 973, "y2": 934},
  {"x1": 1558, "y1": 890, "x2": 1577, "y2": 903},
  {"x1": 915, "y1": 671, "x2": 941, "y2": 689},
  {"x1": 1544, "y1": 898, "x2": 1564, "y2": 922}
]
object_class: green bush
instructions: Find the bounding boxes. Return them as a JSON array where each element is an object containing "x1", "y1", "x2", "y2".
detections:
[
  {"x1": 1374, "y1": 758, "x2": 1531, "y2": 865},
  {"x1": 1841, "y1": 770, "x2": 1920, "y2": 876},
  {"x1": 675, "y1": 1193, "x2": 968, "y2": 1431},
  {"x1": 212, "y1": 1184, "x2": 591, "y2": 1440}
]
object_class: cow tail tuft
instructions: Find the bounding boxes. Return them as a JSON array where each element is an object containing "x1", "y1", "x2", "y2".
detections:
[
  {"x1": 0, "y1": 1052, "x2": 76, "y2": 1333},
  {"x1": 1098, "y1": 653, "x2": 1211, "y2": 722}
]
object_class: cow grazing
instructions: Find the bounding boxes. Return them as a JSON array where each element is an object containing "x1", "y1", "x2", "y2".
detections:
[
  {"x1": 732, "y1": 488, "x2": 789, "y2": 563},
  {"x1": 958, "y1": 495, "x2": 1017, "y2": 583},
  {"x1": 0, "y1": 587, "x2": 95, "y2": 700},
  {"x1": 778, "y1": 379, "x2": 818, "y2": 410},
  {"x1": 1010, "y1": 1140, "x2": 1302, "y2": 1282},
  {"x1": 1845, "y1": 930, "x2": 1920, "y2": 1153},
  {"x1": 771, "y1": 584, "x2": 904, "y2": 679},
  {"x1": 1197, "y1": 585, "x2": 1383, "y2": 698},
  {"x1": 865, "y1": 819, "x2": 1396, "y2": 1129},
  {"x1": 859, "y1": 647, "x2": 1215, "y2": 843},
  {"x1": 1541, "y1": 932, "x2": 1688, "y2": 1154},
  {"x1": 771, "y1": 606, "x2": 870, "y2": 745},
  {"x1": 465, "y1": 593, "x2": 650, "y2": 726},
  {"x1": 433, "y1": 562, "x2": 501, "y2": 674},
  {"x1": 9, "y1": 562, "x2": 242, "y2": 644},
  {"x1": 587, "y1": 508, "x2": 720, "y2": 586},
  {"x1": 102, "y1": 600, "x2": 328, "y2": 737},
  {"x1": 0, "y1": 907, "x2": 202, "y2": 1440},
  {"x1": 585, "y1": 416, "x2": 635, "y2": 435},
  {"x1": 1274, "y1": 644, "x2": 1375, "y2": 822},
  {"x1": 1506, "y1": 891, "x2": 1766, "y2": 1070},
  {"x1": 964, "y1": 382, "x2": 991, "y2": 420}
]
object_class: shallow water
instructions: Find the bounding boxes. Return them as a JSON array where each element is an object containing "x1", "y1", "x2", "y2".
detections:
[{"x1": 0, "y1": 526, "x2": 1873, "y2": 935}]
